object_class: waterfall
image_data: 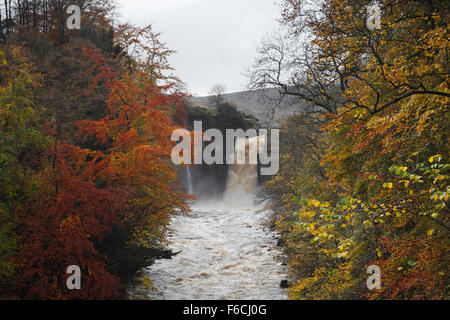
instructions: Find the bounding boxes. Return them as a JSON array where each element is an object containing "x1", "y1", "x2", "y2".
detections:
[
  {"x1": 186, "y1": 166, "x2": 193, "y2": 194},
  {"x1": 223, "y1": 135, "x2": 265, "y2": 207}
]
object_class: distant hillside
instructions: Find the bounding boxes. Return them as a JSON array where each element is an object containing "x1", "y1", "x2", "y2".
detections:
[{"x1": 189, "y1": 88, "x2": 309, "y2": 125}]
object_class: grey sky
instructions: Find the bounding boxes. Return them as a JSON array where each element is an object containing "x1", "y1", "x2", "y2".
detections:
[{"x1": 116, "y1": 0, "x2": 280, "y2": 96}]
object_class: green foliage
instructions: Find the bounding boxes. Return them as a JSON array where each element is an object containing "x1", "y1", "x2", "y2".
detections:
[
  {"x1": 0, "y1": 49, "x2": 48, "y2": 295},
  {"x1": 187, "y1": 101, "x2": 258, "y2": 132}
]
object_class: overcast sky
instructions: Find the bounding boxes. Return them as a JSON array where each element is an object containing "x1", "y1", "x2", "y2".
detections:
[{"x1": 116, "y1": 0, "x2": 280, "y2": 96}]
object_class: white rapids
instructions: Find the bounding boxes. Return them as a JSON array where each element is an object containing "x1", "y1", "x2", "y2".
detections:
[{"x1": 141, "y1": 200, "x2": 288, "y2": 300}]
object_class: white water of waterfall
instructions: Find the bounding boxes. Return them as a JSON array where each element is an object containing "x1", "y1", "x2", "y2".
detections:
[
  {"x1": 186, "y1": 166, "x2": 193, "y2": 194},
  {"x1": 223, "y1": 135, "x2": 263, "y2": 207},
  {"x1": 133, "y1": 136, "x2": 287, "y2": 299}
]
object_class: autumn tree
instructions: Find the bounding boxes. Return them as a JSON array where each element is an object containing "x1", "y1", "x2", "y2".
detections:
[
  {"x1": 0, "y1": 48, "x2": 48, "y2": 297},
  {"x1": 251, "y1": 0, "x2": 449, "y2": 299},
  {"x1": 75, "y1": 24, "x2": 191, "y2": 290},
  {"x1": 1, "y1": 0, "x2": 191, "y2": 298}
]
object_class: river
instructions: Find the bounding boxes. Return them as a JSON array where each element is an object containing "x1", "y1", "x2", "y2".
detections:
[{"x1": 141, "y1": 200, "x2": 288, "y2": 300}]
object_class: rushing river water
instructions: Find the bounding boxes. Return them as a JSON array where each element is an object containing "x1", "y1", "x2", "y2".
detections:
[{"x1": 141, "y1": 200, "x2": 288, "y2": 300}]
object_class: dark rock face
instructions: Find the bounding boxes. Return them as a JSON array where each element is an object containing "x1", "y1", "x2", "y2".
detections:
[{"x1": 280, "y1": 280, "x2": 289, "y2": 289}]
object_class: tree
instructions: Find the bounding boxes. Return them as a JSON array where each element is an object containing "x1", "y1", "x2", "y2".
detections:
[
  {"x1": 0, "y1": 48, "x2": 48, "y2": 297},
  {"x1": 75, "y1": 24, "x2": 191, "y2": 290},
  {"x1": 209, "y1": 83, "x2": 226, "y2": 107},
  {"x1": 253, "y1": 0, "x2": 449, "y2": 300},
  {"x1": 1, "y1": 2, "x2": 192, "y2": 298},
  {"x1": 249, "y1": 0, "x2": 449, "y2": 117}
]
